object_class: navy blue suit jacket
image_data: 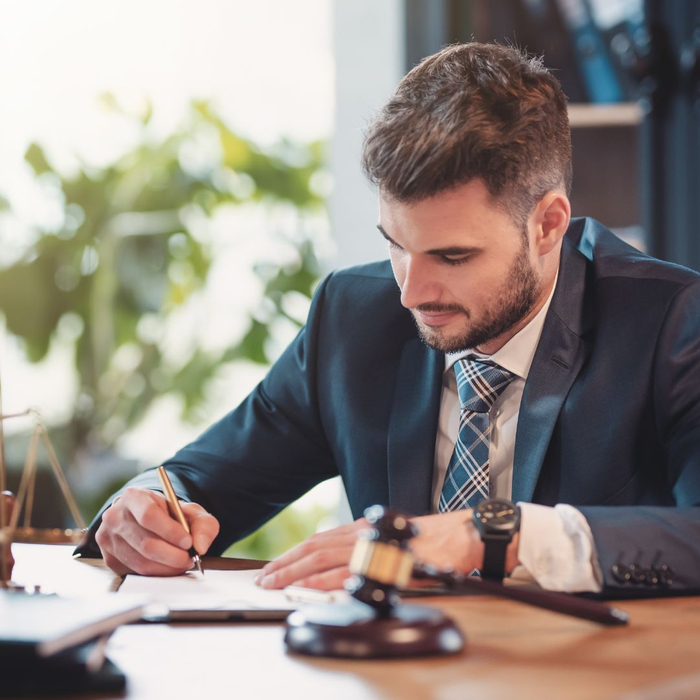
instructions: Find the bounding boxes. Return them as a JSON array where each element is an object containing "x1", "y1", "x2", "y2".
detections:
[{"x1": 77, "y1": 219, "x2": 700, "y2": 595}]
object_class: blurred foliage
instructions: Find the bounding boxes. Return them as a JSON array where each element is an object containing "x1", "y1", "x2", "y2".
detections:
[
  {"x1": 0, "y1": 96, "x2": 327, "y2": 463},
  {"x1": 225, "y1": 502, "x2": 333, "y2": 561}
]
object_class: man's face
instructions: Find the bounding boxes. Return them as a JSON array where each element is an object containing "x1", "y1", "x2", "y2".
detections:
[{"x1": 379, "y1": 180, "x2": 546, "y2": 355}]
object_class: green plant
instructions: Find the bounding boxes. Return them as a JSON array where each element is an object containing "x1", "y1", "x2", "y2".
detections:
[
  {"x1": 0, "y1": 97, "x2": 327, "y2": 467},
  {"x1": 225, "y1": 502, "x2": 334, "y2": 562}
]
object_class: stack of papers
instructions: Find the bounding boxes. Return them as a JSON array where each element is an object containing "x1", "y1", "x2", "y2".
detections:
[
  {"x1": 119, "y1": 569, "x2": 297, "y2": 621},
  {"x1": 0, "y1": 590, "x2": 144, "y2": 660}
]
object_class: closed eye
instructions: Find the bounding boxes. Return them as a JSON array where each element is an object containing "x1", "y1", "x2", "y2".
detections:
[
  {"x1": 437, "y1": 254, "x2": 472, "y2": 266},
  {"x1": 377, "y1": 225, "x2": 479, "y2": 265}
]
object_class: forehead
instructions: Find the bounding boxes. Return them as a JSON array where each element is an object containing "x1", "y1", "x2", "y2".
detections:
[{"x1": 378, "y1": 180, "x2": 519, "y2": 248}]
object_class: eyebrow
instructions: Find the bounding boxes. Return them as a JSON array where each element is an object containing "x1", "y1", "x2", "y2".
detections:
[{"x1": 377, "y1": 224, "x2": 482, "y2": 257}]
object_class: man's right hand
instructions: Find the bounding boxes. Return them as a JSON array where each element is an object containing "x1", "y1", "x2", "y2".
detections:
[{"x1": 95, "y1": 487, "x2": 220, "y2": 576}]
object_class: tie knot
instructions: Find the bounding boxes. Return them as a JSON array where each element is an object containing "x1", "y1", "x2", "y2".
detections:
[{"x1": 454, "y1": 358, "x2": 516, "y2": 413}]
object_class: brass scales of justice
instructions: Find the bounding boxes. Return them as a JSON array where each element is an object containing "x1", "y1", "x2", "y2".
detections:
[{"x1": 0, "y1": 370, "x2": 87, "y2": 587}]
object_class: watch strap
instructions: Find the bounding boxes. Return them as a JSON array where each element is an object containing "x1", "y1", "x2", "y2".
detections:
[{"x1": 480, "y1": 534, "x2": 510, "y2": 581}]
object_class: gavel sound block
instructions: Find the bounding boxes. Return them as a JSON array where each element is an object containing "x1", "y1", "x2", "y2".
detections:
[{"x1": 284, "y1": 506, "x2": 465, "y2": 659}]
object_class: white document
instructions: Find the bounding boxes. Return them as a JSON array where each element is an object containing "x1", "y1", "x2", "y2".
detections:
[{"x1": 119, "y1": 569, "x2": 295, "y2": 619}]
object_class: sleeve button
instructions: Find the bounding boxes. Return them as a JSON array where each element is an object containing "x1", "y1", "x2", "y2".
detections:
[
  {"x1": 658, "y1": 565, "x2": 674, "y2": 587},
  {"x1": 628, "y1": 564, "x2": 646, "y2": 584},
  {"x1": 643, "y1": 566, "x2": 659, "y2": 586},
  {"x1": 612, "y1": 563, "x2": 631, "y2": 583}
]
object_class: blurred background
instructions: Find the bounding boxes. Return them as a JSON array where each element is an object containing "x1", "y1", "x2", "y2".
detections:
[{"x1": 1, "y1": 0, "x2": 698, "y2": 559}]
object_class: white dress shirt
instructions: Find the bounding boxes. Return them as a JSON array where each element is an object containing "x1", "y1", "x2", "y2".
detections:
[{"x1": 430, "y1": 274, "x2": 603, "y2": 592}]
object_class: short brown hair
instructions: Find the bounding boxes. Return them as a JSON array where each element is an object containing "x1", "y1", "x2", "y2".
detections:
[{"x1": 362, "y1": 43, "x2": 572, "y2": 227}]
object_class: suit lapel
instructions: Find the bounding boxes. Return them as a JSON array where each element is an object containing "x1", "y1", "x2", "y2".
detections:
[
  {"x1": 512, "y1": 233, "x2": 595, "y2": 503},
  {"x1": 387, "y1": 337, "x2": 443, "y2": 515}
]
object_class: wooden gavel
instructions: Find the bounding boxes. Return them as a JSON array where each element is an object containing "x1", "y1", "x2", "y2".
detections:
[
  {"x1": 285, "y1": 505, "x2": 628, "y2": 658},
  {"x1": 285, "y1": 506, "x2": 465, "y2": 658}
]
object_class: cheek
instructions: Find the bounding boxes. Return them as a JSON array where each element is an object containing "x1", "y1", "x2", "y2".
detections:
[
  {"x1": 453, "y1": 258, "x2": 503, "y2": 289},
  {"x1": 443, "y1": 267, "x2": 497, "y2": 310}
]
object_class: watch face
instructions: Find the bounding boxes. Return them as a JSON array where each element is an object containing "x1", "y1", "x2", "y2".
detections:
[{"x1": 475, "y1": 498, "x2": 520, "y2": 532}]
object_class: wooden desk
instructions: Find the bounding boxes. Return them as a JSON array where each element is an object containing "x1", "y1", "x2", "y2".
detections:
[{"x1": 9, "y1": 543, "x2": 700, "y2": 700}]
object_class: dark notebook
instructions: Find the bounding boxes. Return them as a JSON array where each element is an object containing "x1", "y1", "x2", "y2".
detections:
[
  {"x1": 0, "y1": 643, "x2": 127, "y2": 697},
  {"x1": 0, "y1": 589, "x2": 143, "y2": 696}
]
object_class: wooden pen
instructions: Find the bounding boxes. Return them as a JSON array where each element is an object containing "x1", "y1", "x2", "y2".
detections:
[{"x1": 156, "y1": 466, "x2": 204, "y2": 575}]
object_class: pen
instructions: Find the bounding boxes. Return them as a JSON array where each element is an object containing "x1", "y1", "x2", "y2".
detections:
[{"x1": 156, "y1": 466, "x2": 204, "y2": 575}]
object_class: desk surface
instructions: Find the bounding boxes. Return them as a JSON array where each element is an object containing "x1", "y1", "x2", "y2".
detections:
[{"x1": 9, "y1": 543, "x2": 700, "y2": 700}]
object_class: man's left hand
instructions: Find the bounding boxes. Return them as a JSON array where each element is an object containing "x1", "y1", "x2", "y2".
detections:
[
  {"x1": 254, "y1": 518, "x2": 368, "y2": 590},
  {"x1": 408, "y1": 510, "x2": 483, "y2": 573},
  {"x1": 254, "y1": 510, "x2": 520, "y2": 591}
]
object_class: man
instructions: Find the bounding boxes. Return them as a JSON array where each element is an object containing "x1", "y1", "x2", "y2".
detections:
[{"x1": 77, "y1": 43, "x2": 700, "y2": 596}]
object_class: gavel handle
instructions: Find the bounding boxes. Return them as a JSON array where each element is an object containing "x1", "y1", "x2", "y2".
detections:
[{"x1": 414, "y1": 565, "x2": 629, "y2": 626}]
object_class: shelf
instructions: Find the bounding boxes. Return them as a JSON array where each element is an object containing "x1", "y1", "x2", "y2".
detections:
[{"x1": 568, "y1": 102, "x2": 643, "y2": 128}]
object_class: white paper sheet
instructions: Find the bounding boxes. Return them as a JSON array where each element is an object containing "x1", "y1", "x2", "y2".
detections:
[{"x1": 119, "y1": 569, "x2": 295, "y2": 612}]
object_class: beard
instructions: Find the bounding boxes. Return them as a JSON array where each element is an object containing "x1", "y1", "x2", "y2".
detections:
[{"x1": 411, "y1": 239, "x2": 542, "y2": 354}]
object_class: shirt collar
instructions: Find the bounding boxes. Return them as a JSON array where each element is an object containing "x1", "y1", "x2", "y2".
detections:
[{"x1": 444, "y1": 268, "x2": 559, "y2": 381}]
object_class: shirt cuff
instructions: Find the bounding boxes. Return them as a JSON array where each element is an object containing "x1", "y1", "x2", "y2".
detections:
[{"x1": 511, "y1": 502, "x2": 603, "y2": 593}]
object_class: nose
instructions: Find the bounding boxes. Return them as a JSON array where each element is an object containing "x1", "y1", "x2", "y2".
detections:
[{"x1": 398, "y1": 256, "x2": 440, "y2": 309}]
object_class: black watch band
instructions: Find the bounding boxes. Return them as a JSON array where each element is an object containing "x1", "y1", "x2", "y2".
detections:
[{"x1": 480, "y1": 534, "x2": 510, "y2": 580}]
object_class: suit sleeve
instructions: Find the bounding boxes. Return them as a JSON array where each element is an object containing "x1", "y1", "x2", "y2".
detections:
[
  {"x1": 580, "y1": 279, "x2": 700, "y2": 597},
  {"x1": 75, "y1": 273, "x2": 339, "y2": 558}
]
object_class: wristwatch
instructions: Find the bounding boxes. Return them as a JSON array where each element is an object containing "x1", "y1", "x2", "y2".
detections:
[{"x1": 472, "y1": 498, "x2": 521, "y2": 581}]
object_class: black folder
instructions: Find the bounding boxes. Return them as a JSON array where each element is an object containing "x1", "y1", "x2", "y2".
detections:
[{"x1": 0, "y1": 589, "x2": 144, "y2": 696}]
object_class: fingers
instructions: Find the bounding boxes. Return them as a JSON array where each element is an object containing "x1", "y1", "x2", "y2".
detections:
[
  {"x1": 268, "y1": 518, "x2": 367, "y2": 571},
  {"x1": 181, "y1": 502, "x2": 220, "y2": 555},
  {"x1": 292, "y1": 566, "x2": 352, "y2": 591},
  {"x1": 257, "y1": 544, "x2": 356, "y2": 589},
  {"x1": 99, "y1": 532, "x2": 191, "y2": 577},
  {"x1": 125, "y1": 489, "x2": 193, "y2": 548},
  {"x1": 255, "y1": 518, "x2": 368, "y2": 590},
  {"x1": 95, "y1": 487, "x2": 219, "y2": 576},
  {"x1": 260, "y1": 531, "x2": 359, "y2": 577}
]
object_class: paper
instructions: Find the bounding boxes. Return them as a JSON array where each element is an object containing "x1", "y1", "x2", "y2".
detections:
[{"x1": 119, "y1": 569, "x2": 295, "y2": 612}]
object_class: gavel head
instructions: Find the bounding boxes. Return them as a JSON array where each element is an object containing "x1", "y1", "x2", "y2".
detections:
[{"x1": 345, "y1": 505, "x2": 417, "y2": 616}]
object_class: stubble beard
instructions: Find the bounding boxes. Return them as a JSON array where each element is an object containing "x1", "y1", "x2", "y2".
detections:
[{"x1": 412, "y1": 241, "x2": 542, "y2": 354}]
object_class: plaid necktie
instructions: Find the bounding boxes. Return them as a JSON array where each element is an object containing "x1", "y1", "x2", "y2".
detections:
[{"x1": 438, "y1": 358, "x2": 516, "y2": 512}]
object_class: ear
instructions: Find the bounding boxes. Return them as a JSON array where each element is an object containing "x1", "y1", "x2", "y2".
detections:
[{"x1": 530, "y1": 192, "x2": 571, "y2": 256}]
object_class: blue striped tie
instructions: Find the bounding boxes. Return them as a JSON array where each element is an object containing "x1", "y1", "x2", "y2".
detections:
[{"x1": 438, "y1": 358, "x2": 516, "y2": 512}]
